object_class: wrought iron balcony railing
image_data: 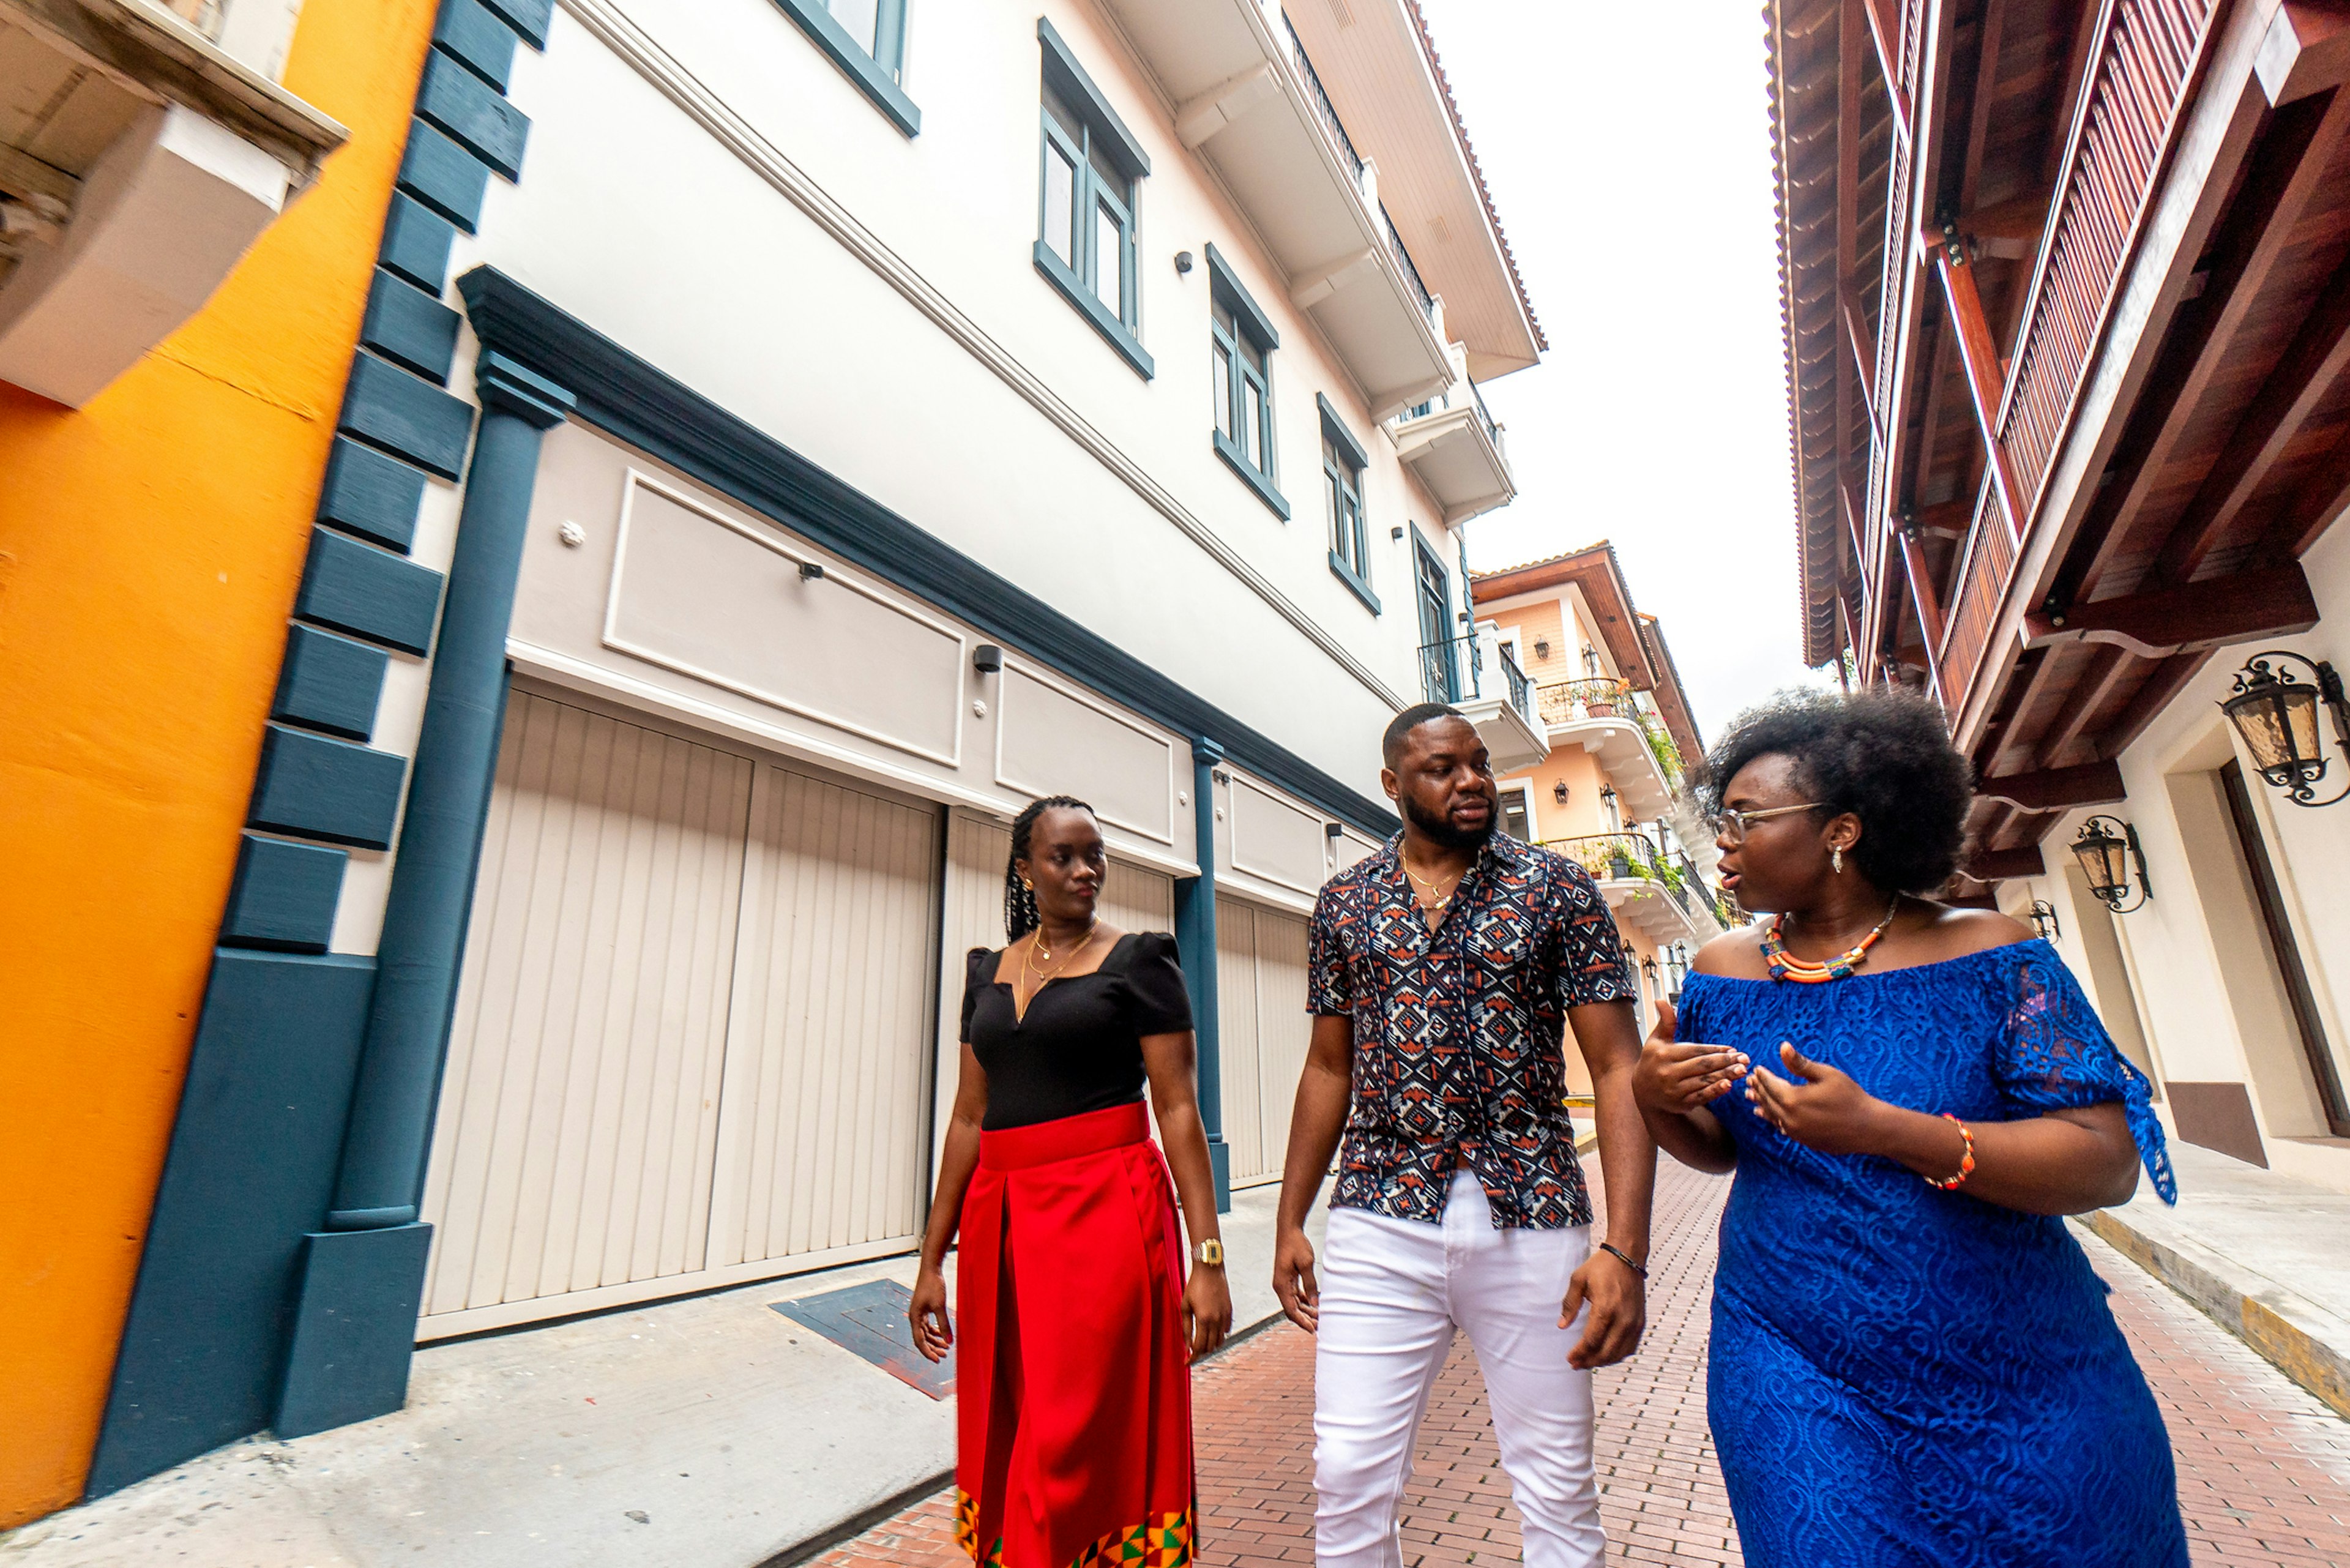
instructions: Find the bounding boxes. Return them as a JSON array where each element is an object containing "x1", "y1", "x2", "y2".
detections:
[
  {"x1": 1383, "y1": 204, "x2": 1434, "y2": 321},
  {"x1": 1537, "y1": 677, "x2": 1630, "y2": 726},
  {"x1": 1417, "y1": 631, "x2": 1480, "y2": 706},
  {"x1": 1283, "y1": 13, "x2": 1364, "y2": 185}
]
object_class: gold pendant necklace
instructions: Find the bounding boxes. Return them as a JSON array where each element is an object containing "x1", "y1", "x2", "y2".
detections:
[{"x1": 1018, "y1": 921, "x2": 1098, "y2": 1014}]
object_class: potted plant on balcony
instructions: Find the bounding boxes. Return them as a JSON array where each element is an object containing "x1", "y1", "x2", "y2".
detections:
[
  {"x1": 1609, "y1": 845, "x2": 1635, "y2": 880},
  {"x1": 1586, "y1": 687, "x2": 1617, "y2": 719}
]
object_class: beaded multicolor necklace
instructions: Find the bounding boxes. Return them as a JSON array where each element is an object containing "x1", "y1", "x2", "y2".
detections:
[{"x1": 1761, "y1": 898, "x2": 1903, "y2": 983}]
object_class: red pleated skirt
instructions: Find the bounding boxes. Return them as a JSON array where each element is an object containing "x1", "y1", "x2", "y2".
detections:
[{"x1": 953, "y1": 1100, "x2": 1195, "y2": 1567}]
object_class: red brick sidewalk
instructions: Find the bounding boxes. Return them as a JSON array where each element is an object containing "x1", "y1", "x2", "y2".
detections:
[{"x1": 815, "y1": 1160, "x2": 2350, "y2": 1566}]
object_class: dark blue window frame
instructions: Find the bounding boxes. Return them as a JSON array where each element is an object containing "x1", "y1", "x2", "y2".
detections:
[
  {"x1": 772, "y1": 0, "x2": 918, "y2": 135},
  {"x1": 1034, "y1": 18, "x2": 1152, "y2": 378},
  {"x1": 1207, "y1": 243, "x2": 1286, "y2": 518},
  {"x1": 1320, "y1": 393, "x2": 1376, "y2": 613}
]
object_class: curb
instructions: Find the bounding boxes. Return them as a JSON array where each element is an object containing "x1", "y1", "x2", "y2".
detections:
[{"x1": 2079, "y1": 1208, "x2": 2350, "y2": 1420}]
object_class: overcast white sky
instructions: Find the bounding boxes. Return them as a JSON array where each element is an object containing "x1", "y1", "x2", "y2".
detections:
[{"x1": 1417, "y1": 0, "x2": 1829, "y2": 747}]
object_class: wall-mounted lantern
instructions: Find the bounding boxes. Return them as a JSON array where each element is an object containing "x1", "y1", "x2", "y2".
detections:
[
  {"x1": 1582, "y1": 644, "x2": 1601, "y2": 676},
  {"x1": 2026, "y1": 900, "x2": 2061, "y2": 943},
  {"x1": 1552, "y1": 780, "x2": 1569, "y2": 804},
  {"x1": 1534, "y1": 637, "x2": 1551, "y2": 661},
  {"x1": 2070, "y1": 816, "x2": 2150, "y2": 914},
  {"x1": 1639, "y1": 955, "x2": 1659, "y2": 993},
  {"x1": 2220, "y1": 650, "x2": 2350, "y2": 807}
]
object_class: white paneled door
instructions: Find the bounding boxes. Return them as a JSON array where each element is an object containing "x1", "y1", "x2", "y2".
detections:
[
  {"x1": 1217, "y1": 897, "x2": 1312, "y2": 1189},
  {"x1": 419, "y1": 690, "x2": 941, "y2": 1338}
]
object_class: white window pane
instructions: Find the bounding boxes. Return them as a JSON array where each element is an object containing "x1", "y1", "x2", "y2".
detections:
[
  {"x1": 1214, "y1": 344, "x2": 1233, "y2": 438},
  {"x1": 1244, "y1": 379, "x2": 1264, "y2": 467},
  {"x1": 1093, "y1": 200, "x2": 1122, "y2": 315},
  {"x1": 827, "y1": 0, "x2": 881, "y2": 54},
  {"x1": 1044, "y1": 144, "x2": 1076, "y2": 267}
]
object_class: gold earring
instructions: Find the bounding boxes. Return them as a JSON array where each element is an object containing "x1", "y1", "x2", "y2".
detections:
[
  {"x1": 1832, "y1": 846, "x2": 1844, "y2": 874},
  {"x1": 1021, "y1": 878, "x2": 1034, "y2": 890}
]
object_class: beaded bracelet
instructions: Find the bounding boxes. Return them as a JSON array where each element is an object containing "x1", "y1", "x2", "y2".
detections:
[{"x1": 1925, "y1": 1113, "x2": 1976, "y2": 1190}]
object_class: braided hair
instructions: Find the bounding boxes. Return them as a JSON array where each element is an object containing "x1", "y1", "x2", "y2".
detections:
[{"x1": 1004, "y1": 794, "x2": 1095, "y2": 941}]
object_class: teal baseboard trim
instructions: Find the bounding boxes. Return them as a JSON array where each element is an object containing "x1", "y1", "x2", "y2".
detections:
[
  {"x1": 316, "y1": 437, "x2": 429, "y2": 554},
  {"x1": 433, "y1": 0, "x2": 520, "y2": 89},
  {"x1": 338, "y1": 351, "x2": 475, "y2": 480},
  {"x1": 378, "y1": 193, "x2": 455, "y2": 294},
  {"x1": 86, "y1": 950, "x2": 377, "y2": 1498},
  {"x1": 249, "y1": 725, "x2": 408, "y2": 849},
  {"x1": 274, "y1": 1225, "x2": 435, "y2": 1438},
  {"x1": 458, "y1": 267, "x2": 1398, "y2": 838},
  {"x1": 416, "y1": 51, "x2": 528, "y2": 179},
  {"x1": 296, "y1": 526, "x2": 444, "y2": 655},
  {"x1": 220, "y1": 834, "x2": 347, "y2": 952},
  {"x1": 272, "y1": 623, "x2": 389, "y2": 741},
  {"x1": 360, "y1": 269, "x2": 462, "y2": 385}
]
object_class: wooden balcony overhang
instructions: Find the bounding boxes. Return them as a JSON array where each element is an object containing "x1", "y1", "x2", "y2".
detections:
[
  {"x1": 1774, "y1": 0, "x2": 2350, "y2": 880},
  {"x1": 1956, "y1": 0, "x2": 2350, "y2": 867}
]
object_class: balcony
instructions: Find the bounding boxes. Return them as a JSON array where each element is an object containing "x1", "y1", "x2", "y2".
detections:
[
  {"x1": 1542, "y1": 832, "x2": 1709, "y2": 943},
  {"x1": 1417, "y1": 625, "x2": 1544, "y2": 771},
  {"x1": 1090, "y1": 0, "x2": 1452, "y2": 413},
  {"x1": 1390, "y1": 340, "x2": 1513, "y2": 523},
  {"x1": 1533, "y1": 678, "x2": 1676, "y2": 819},
  {"x1": 0, "y1": 0, "x2": 345, "y2": 406}
]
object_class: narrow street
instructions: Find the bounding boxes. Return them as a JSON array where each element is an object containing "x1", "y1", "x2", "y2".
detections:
[{"x1": 818, "y1": 1161, "x2": 2350, "y2": 1567}]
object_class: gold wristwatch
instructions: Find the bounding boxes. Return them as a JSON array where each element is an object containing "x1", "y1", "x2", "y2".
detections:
[{"x1": 1192, "y1": 1238, "x2": 1224, "y2": 1267}]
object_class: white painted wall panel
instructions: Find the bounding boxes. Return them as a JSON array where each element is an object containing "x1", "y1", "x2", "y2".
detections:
[{"x1": 421, "y1": 692, "x2": 753, "y2": 1317}]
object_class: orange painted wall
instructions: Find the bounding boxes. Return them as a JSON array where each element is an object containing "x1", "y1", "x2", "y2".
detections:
[{"x1": 0, "y1": 1, "x2": 438, "y2": 1526}]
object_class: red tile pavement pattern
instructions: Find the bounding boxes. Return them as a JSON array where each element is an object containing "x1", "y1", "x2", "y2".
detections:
[{"x1": 813, "y1": 1160, "x2": 2350, "y2": 1566}]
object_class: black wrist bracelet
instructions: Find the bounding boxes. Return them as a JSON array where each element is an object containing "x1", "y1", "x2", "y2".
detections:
[{"x1": 1598, "y1": 1241, "x2": 1649, "y2": 1279}]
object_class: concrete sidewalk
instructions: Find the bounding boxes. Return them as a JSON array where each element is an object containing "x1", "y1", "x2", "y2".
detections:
[
  {"x1": 2078, "y1": 1138, "x2": 2350, "y2": 1419},
  {"x1": 0, "y1": 1185, "x2": 1324, "y2": 1568}
]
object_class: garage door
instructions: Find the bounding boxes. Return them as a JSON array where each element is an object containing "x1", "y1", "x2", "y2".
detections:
[
  {"x1": 419, "y1": 690, "x2": 940, "y2": 1337},
  {"x1": 1216, "y1": 898, "x2": 1312, "y2": 1188}
]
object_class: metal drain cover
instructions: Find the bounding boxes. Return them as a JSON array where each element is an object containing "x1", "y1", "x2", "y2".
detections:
[{"x1": 771, "y1": 1279, "x2": 953, "y2": 1400}]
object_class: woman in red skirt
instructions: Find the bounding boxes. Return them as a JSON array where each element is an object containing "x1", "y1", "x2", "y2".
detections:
[{"x1": 911, "y1": 794, "x2": 1232, "y2": 1567}]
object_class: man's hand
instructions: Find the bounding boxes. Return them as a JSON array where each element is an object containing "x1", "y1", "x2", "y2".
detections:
[
  {"x1": 1272, "y1": 1225, "x2": 1321, "y2": 1332},
  {"x1": 1561, "y1": 1245, "x2": 1645, "y2": 1370},
  {"x1": 1634, "y1": 999, "x2": 1747, "y2": 1115},
  {"x1": 1745, "y1": 1042, "x2": 1889, "y2": 1155}
]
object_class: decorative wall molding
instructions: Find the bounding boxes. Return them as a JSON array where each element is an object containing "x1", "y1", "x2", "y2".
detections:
[
  {"x1": 554, "y1": 0, "x2": 1408, "y2": 713},
  {"x1": 993, "y1": 655, "x2": 1177, "y2": 845},
  {"x1": 603, "y1": 468, "x2": 968, "y2": 769}
]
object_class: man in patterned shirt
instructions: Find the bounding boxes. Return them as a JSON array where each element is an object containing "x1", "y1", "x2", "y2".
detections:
[{"x1": 1274, "y1": 703, "x2": 1656, "y2": 1566}]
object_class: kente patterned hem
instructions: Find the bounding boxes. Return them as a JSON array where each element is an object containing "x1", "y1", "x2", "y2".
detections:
[{"x1": 953, "y1": 1491, "x2": 1193, "y2": 1567}]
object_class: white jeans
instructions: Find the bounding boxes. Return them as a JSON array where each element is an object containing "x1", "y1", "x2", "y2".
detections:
[{"x1": 1313, "y1": 1171, "x2": 1603, "y2": 1567}]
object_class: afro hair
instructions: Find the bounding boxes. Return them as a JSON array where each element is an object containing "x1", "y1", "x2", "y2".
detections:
[{"x1": 1692, "y1": 689, "x2": 1973, "y2": 895}]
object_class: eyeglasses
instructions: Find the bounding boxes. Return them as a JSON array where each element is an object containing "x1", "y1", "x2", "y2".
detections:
[{"x1": 1708, "y1": 802, "x2": 1824, "y2": 843}]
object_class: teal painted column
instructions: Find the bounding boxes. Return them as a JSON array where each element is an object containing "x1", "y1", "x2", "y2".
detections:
[
  {"x1": 277, "y1": 352, "x2": 572, "y2": 1437},
  {"x1": 1171, "y1": 739, "x2": 1231, "y2": 1212},
  {"x1": 328, "y1": 350, "x2": 575, "y2": 1230}
]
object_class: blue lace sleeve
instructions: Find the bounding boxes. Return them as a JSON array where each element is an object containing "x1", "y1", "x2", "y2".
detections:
[{"x1": 1998, "y1": 943, "x2": 2176, "y2": 1204}]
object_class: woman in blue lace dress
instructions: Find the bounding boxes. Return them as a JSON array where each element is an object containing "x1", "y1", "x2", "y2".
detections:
[{"x1": 1634, "y1": 692, "x2": 2183, "y2": 1568}]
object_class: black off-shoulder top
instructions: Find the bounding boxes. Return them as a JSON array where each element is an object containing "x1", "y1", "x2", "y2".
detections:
[{"x1": 960, "y1": 931, "x2": 1194, "y2": 1131}]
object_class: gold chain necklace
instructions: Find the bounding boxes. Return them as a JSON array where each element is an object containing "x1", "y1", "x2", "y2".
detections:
[
  {"x1": 1399, "y1": 856, "x2": 1466, "y2": 913},
  {"x1": 1016, "y1": 921, "x2": 1099, "y2": 1014}
]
